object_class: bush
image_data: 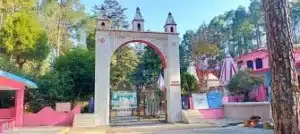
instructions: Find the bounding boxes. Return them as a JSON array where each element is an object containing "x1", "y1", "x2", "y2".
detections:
[
  {"x1": 181, "y1": 72, "x2": 199, "y2": 96},
  {"x1": 227, "y1": 70, "x2": 263, "y2": 100}
]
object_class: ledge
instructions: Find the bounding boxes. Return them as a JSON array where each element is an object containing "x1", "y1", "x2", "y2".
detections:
[{"x1": 223, "y1": 101, "x2": 270, "y2": 106}]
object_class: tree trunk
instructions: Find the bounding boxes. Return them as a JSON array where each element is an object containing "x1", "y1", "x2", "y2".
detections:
[
  {"x1": 0, "y1": 13, "x2": 3, "y2": 28},
  {"x1": 263, "y1": 0, "x2": 300, "y2": 133},
  {"x1": 255, "y1": 25, "x2": 262, "y2": 49}
]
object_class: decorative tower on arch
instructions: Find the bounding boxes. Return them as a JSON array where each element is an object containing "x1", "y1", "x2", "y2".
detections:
[
  {"x1": 164, "y1": 12, "x2": 177, "y2": 33},
  {"x1": 97, "y1": 8, "x2": 110, "y2": 30},
  {"x1": 132, "y1": 7, "x2": 144, "y2": 32}
]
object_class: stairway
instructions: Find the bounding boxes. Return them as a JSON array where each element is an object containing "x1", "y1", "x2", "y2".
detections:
[
  {"x1": 182, "y1": 110, "x2": 205, "y2": 124},
  {"x1": 73, "y1": 114, "x2": 97, "y2": 128}
]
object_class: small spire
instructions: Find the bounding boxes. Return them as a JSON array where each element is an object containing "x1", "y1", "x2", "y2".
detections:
[
  {"x1": 98, "y1": 7, "x2": 108, "y2": 20},
  {"x1": 133, "y1": 7, "x2": 144, "y2": 21},
  {"x1": 165, "y1": 12, "x2": 176, "y2": 26}
]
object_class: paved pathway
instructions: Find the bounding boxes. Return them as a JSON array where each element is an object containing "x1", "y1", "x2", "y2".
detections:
[
  {"x1": 69, "y1": 124, "x2": 273, "y2": 134},
  {"x1": 6, "y1": 126, "x2": 69, "y2": 134},
  {"x1": 5, "y1": 124, "x2": 274, "y2": 134}
]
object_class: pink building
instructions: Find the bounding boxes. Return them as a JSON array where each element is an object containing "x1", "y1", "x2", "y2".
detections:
[
  {"x1": 236, "y1": 48, "x2": 300, "y2": 101},
  {"x1": 237, "y1": 48, "x2": 300, "y2": 73}
]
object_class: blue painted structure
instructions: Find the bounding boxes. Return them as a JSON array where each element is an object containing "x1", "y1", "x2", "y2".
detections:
[{"x1": 0, "y1": 70, "x2": 37, "y2": 88}]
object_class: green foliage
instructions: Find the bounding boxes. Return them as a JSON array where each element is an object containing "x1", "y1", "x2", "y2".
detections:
[
  {"x1": 39, "y1": 0, "x2": 86, "y2": 55},
  {"x1": 93, "y1": 0, "x2": 129, "y2": 29},
  {"x1": 179, "y1": 31, "x2": 194, "y2": 72},
  {"x1": 227, "y1": 70, "x2": 263, "y2": 94},
  {"x1": 110, "y1": 46, "x2": 139, "y2": 90},
  {"x1": 0, "y1": 11, "x2": 49, "y2": 68},
  {"x1": 26, "y1": 71, "x2": 74, "y2": 112},
  {"x1": 0, "y1": 54, "x2": 20, "y2": 74},
  {"x1": 26, "y1": 48, "x2": 95, "y2": 112},
  {"x1": 131, "y1": 46, "x2": 162, "y2": 87},
  {"x1": 53, "y1": 48, "x2": 95, "y2": 99},
  {"x1": 181, "y1": 72, "x2": 199, "y2": 96}
]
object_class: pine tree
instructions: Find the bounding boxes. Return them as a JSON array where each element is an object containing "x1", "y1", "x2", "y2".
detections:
[{"x1": 263, "y1": 0, "x2": 300, "y2": 133}]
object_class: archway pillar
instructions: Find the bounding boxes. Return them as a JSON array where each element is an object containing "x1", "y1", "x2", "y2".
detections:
[
  {"x1": 94, "y1": 34, "x2": 111, "y2": 126},
  {"x1": 164, "y1": 35, "x2": 182, "y2": 123}
]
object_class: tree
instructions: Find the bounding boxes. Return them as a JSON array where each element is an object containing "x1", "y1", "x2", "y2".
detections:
[
  {"x1": 93, "y1": 0, "x2": 129, "y2": 29},
  {"x1": 227, "y1": 70, "x2": 262, "y2": 101},
  {"x1": 110, "y1": 46, "x2": 139, "y2": 90},
  {"x1": 26, "y1": 71, "x2": 74, "y2": 112},
  {"x1": 0, "y1": 0, "x2": 38, "y2": 28},
  {"x1": 291, "y1": 1, "x2": 300, "y2": 43},
  {"x1": 0, "y1": 11, "x2": 49, "y2": 69},
  {"x1": 39, "y1": 0, "x2": 85, "y2": 56},
  {"x1": 249, "y1": 0, "x2": 265, "y2": 49},
  {"x1": 53, "y1": 48, "x2": 95, "y2": 100},
  {"x1": 179, "y1": 31, "x2": 194, "y2": 72},
  {"x1": 263, "y1": 0, "x2": 300, "y2": 133},
  {"x1": 181, "y1": 72, "x2": 199, "y2": 96},
  {"x1": 131, "y1": 46, "x2": 162, "y2": 88}
]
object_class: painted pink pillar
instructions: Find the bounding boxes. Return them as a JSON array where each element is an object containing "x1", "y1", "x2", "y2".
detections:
[{"x1": 15, "y1": 89, "x2": 24, "y2": 126}]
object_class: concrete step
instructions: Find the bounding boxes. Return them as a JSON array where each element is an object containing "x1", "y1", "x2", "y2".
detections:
[
  {"x1": 73, "y1": 114, "x2": 97, "y2": 128},
  {"x1": 182, "y1": 110, "x2": 206, "y2": 124}
]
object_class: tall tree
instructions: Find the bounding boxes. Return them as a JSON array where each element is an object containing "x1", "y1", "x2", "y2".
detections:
[
  {"x1": 0, "y1": 0, "x2": 38, "y2": 29},
  {"x1": 0, "y1": 11, "x2": 49, "y2": 69},
  {"x1": 263, "y1": 0, "x2": 300, "y2": 133},
  {"x1": 179, "y1": 31, "x2": 194, "y2": 72},
  {"x1": 249, "y1": 0, "x2": 265, "y2": 49},
  {"x1": 85, "y1": 0, "x2": 129, "y2": 51},
  {"x1": 131, "y1": 46, "x2": 162, "y2": 88},
  {"x1": 110, "y1": 46, "x2": 139, "y2": 90},
  {"x1": 93, "y1": 0, "x2": 129, "y2": 29},
  {"x1": 39, "y1": 0, "x2": 85, "y2": 56},
  {"x1": 291, "y1": 1, "x2": 300, "y2": 43}
]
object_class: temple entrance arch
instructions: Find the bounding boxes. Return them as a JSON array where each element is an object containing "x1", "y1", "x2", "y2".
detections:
[
  {"x1": 94, "y1": 7, "x2": 181, "y2": 126},
  {"x1": 109, "y1": 41, "x2": 168, "y2": 125}
]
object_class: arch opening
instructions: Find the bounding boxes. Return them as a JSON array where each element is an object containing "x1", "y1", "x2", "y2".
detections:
[
  {"x1": 114, "y1": 40, "x2": 167, "y2": 69},
  {"x1": 137, "y1": 23, "x2": 141, "y2": 31},
  {"x1": 101, "y1": 22, "x2": 105, "y2": 28},
  {"x1": 170, "y1": 27, "x2": 174, "y2": 33},
  {"x1": 109, "y1": 40, "x2": 168, "y2": 125}
]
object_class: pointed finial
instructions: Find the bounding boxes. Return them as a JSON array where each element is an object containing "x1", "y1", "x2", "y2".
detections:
[
  {"x1": 165, "y1": 12, "x2": 176, "y2": 26},
  {"x1": 133, "y1": 7, "x2": 144, "y2": 21},
  {"x1": 98, "y1": 7, "x2": 108, "y2": 20}
]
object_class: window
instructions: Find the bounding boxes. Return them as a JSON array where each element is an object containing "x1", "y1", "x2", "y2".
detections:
[
  {"x1": 101, "y1": 22, "x2": 105, "y2": 28},
  {"x1": 247, "y1": 60, "x2": 254, "y2": 69},
  {"x1": 170, "y1": 27, "x2": 174, "y2": 32},
  {"x1": 137, "y1": 23, "x2": 141, "y2": 31},
  {"x1": 255, "y1": 58, "x2": 263, "y2": 69}
]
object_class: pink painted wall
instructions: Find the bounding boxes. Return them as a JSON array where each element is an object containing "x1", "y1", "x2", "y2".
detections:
[
  {"x1": 0, "y1": 77, "x2": 24, "y2": 90},
  {"x1": 23, "y1": 105, "x2": 81, "y2": 127},
  {"x1": 198, "y1": 108, "x2": 224, "y2": 119},
  {"x1": 249, "y1": 85, "x2": 267, "y2": 102},
  {"x1": 238, "y1": 49, "x2": 300, "y2": 71},
  {"x1": 0, "y1": 108, "x2": 15, "y2": 119},
  {"x1": 0, "y1": 119, "x2": 15, "y2": 133}
]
